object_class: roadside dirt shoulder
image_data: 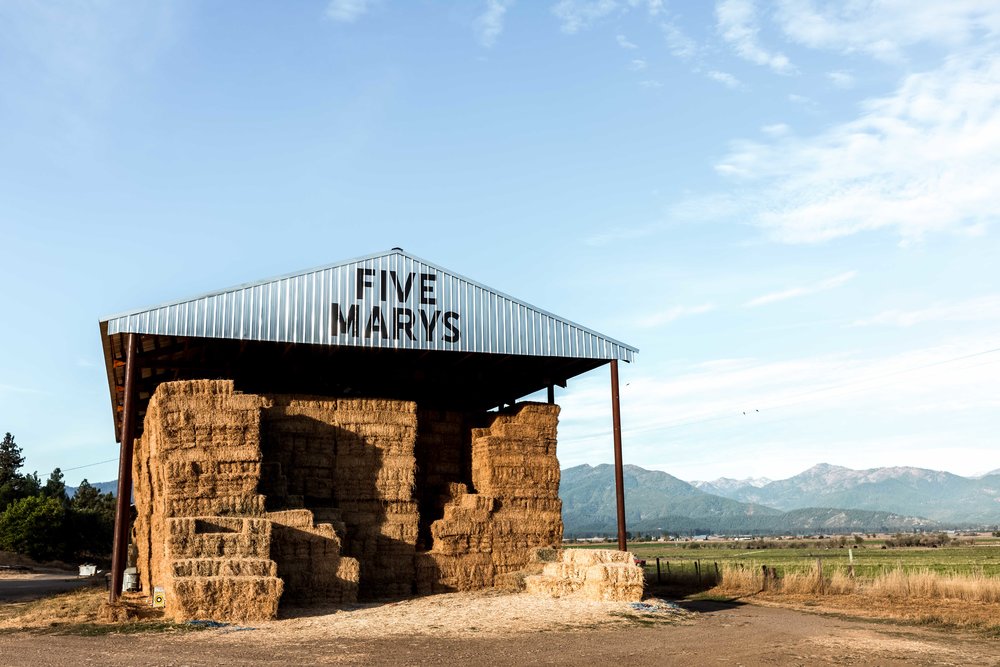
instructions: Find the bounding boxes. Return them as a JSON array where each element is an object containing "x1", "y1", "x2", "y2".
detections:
[{"x1": 0, "y1": 593, "x2": 997, "y2": 666}]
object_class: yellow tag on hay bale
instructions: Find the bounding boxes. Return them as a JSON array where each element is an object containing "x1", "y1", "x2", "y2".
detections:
[{"x1": 152, "y1": 587, "x2": 166, "y2": 608}]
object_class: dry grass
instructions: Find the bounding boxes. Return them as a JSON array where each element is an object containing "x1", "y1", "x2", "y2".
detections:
[
  {"x1": 0, "y1": 587, "x2": 191, "y2": 634},
  {"x1": 714, "y1": 562, "x2": 1000, "y2": 603},
  {"x1": 709, "y1": 562, "x2": 1000, "y2": 633}
]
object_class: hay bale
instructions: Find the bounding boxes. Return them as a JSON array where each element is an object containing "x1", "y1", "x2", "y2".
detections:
[
  {"x1": 581, "y1": 563, "x2": 645, "y2": 602},
  {"x1": 524, "y1": 574, "x2": 583, "y2": 598},
  {"x1": 560, "y1": 549, "x2": 632, "y2": 566},
  {"x1": 169, "y1": 575, "x2": 283, "y2": 622},
  {"x1": 525, "y1": 549, "x2": 645, "y2": 602}
]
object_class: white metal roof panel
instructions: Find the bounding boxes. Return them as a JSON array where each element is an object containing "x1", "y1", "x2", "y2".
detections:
[{"x1": 101, "y1": 249, "x2": 636, "y2": 362}]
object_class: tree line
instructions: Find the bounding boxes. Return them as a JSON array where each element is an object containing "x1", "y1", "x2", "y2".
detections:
[{"x1": 0, "y1": 432, "x2": 116, "y2": 563}]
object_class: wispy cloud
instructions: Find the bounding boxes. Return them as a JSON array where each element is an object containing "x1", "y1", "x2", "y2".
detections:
[
  {"x1": 475, "y1": 0, "x2": 514, "y2": 47},
  {"x1": 760, "y1": 123, "x2": 789, "y2": 137},
  {"x1": 552, "y1": 0, "x2": 618, "y2": 34},
  {"x1": 629, "y1": 58, "x2": 647, "y2": 70},
  {"x1": 638, "y1": 303, "x2": 716, "y2": 327},
  {"x1": 827, "y1": 70, "x2": 855, "y2": 89},
  {"x1": 714, "y1": 52, "x2": 1000, "y2": 243},
  {"x1": 638, "y1": 79, "x2": 662, "y2": 88},
  {"x1": 707, "y1": 69, "x2": 743, "y2": 89},
  {"x1": 616, "y1": 33, "x2": 638, "y2": 49},
  {"x1": 326, "y1": 0, "x2": 376, "y2": 23},
  {"x1": 661, "y1": 19, "x2": 698, "y2": 59},
  {"x1": 716, "y1": 0, "x2": 795, "y2": 74},
  {"x1": 557, "y1": 336, "x2": 1000, "y2": 475},
  {"x1": 744, "y1": 271, "x2": 857, "y2": 307},
  {"x1": 853, "y1": 295, "x2": 1000, "y2": 328},
  {"x1": 774, "y1": 1, "x2": 1000, "y2": 61}
]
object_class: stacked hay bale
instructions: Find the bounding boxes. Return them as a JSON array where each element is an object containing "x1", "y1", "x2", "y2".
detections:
[
  {"x1": 472, "y1": 403, "x2": 563, "y2": 578},
  {"x1": 132, "y1": 380, "x2": 283, "y2": 622},
  {"x1": 266, "y1": 509, "x2": 359, "y2": 605},
  {"x1": 525, "y1": 549, "x2": 645, "y2": 602},
  {"x1": 332, "y1": 399, "x2": 419, "y2": 599},
  {"x1": 417, "y1": 403, "x2": 563, "y2": 593},
  {"x1": 263, "y1": 397, "x2": 420, "y2": 600},
  {"x1": 414, "y1": 410, "x2": 471, "y2": 550}
]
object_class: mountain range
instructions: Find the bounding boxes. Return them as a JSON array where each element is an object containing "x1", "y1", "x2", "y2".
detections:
[
  {"x1": 560, "y1": 464, "x2": 939, "y2": 536},
  {"x1": 66, "y1": 480, "x2": 118, "y2": 497},
  {"x1": 689, "y1": 463, "x2": 1000, "y2": 525}
]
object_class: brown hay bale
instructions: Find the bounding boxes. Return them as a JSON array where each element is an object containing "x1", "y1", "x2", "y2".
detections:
[
  {"x1": 171, "y1": 558, "x2": 277, "y2": 578},
  {"x1": 169, "y1": 575, "x2": 283, "y2": 622},
  {"x1": 581, "y1": 563, "x2": 645, "y2": 602},
  {"x1": 524, "y1": 575, "x2": 582, "y2": 598},
  {"x1": 560, "y1": 549, "x2": 632, "y2": 566},
  {"x1": 494, "y1": 562, "x2": 545, "y2": 593}
]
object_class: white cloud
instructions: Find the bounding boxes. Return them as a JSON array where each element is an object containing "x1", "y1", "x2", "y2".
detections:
[
  {"x1": 552, "y1": 0, "x2": 618, "y2": 34},
  {"x1": 475, "y1": 0, "x2": 514, "y2": 47},
  {"x1": 707, "y1": 69, "x2": 742, "y2": 89},
  {"x1": 853, "y1": 295, "x2": 1000, "y2": 327},
  {"x1": 775, "y1": 0, "x2": 1000, "y2": 61},
  {"x1": 638, "y1": 303, "x2": 716, "y2": 327},
  {"x1": 326, "y1": 0, "x2": 375, "y2": 23},
  {"x1": 827, "y1": 70, "x2": 855, "y2": 88},
  {"x1": 629, "y1": 58, "x2": 647, "y2": 70},
  {"x1": 715, "y1": 53, "x2": 1000, "y2": 243},
  {"x1": 616, "y1": 33, "x2": 638, "y2": 49},
  {"x1": 761, "y1": 122, "x2": 790, "y2": 136},
  {"x1": 556, "y1": 336, "x2": 1000, "y2": 476},
  {"x1": 639, "y1": 79, "x2": 662, "y2": 88},
  {"x1": 716, "y1": 0, "x2": 795, "y2": 74},
  {"x1": 744, "y1": 271, "x2": 857, "y2": 307},
  {"x1": 661, "y1": 20, "x2": 698, "y2": 59}
]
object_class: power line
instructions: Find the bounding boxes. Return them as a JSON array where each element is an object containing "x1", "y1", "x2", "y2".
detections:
[{"x1": 62, "y1": 457, "x2": 118, "y2": 472}]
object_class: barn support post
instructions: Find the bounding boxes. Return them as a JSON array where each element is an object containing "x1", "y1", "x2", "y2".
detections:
[
  {"x1": 110, "y1": 333, "x2": 139, "y2": 603},
  {"x1": 610, "y1": 359, "x2": 627, "y2": 552}
]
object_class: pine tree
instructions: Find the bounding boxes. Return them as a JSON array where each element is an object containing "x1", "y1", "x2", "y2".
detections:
[
  {"x1": 42, "y1": 468, "x2": 67, "y2": 502},
  {"x1": 0, "y1": 433, "x2": 24, "y2": 487}
]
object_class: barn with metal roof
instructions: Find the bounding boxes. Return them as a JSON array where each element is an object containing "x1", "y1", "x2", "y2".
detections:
[{"x1": 100, "y1": 248, "x2": 637, "y2": 602}]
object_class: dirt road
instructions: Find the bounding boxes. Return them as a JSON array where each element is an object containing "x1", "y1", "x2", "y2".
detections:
[
  {"x1": 0, "y1": 572, "x2": 95, "y2": 602},
  {"x1": 0, "y1": 598, "x2": 995, "y2": 666}
]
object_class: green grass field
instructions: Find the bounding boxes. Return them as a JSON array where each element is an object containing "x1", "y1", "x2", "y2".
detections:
[{"x1": 567, "y1": 536, "x2": 1000, "y2": 579}]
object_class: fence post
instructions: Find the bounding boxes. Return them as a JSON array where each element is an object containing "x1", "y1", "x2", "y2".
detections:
[
  {"x1": 696, "y1": 560, "x2": 702, "y2": 584},
  {"x1": 656, "y1": 557, "x2": 661, "y2": 583},
  {"x1": 714, "y1": 561, "x2": 720, "y2": 581}
]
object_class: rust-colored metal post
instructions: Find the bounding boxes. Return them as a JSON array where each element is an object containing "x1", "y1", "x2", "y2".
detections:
[
  {"x1": 610, "y1": 359, "x2": 627, "y2": 552},
  {"x1": 110, "y1": 333, "x2": 138, "y2": 603}
]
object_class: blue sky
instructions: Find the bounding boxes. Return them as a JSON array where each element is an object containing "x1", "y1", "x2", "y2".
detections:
[{"x1": 1, "y1": 1, "x2": 998, "y2": 486}]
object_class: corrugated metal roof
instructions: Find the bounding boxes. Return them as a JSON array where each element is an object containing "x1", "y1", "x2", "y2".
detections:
[{"x1": 101, "y1": 249, "x2": 637, "y2": 362}]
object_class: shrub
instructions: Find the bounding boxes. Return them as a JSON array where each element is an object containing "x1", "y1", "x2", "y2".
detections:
[{"x1": 0, "y1": 495, "x2": 67, "y2": 561}]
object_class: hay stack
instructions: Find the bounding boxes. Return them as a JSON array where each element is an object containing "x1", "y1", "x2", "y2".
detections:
[
  {"x1": 261, "y1": 396, "x2": 419, "y2": 600},
  {"x1": 267, "y1": 509, "x2": 359, "y2": 605},
  {"x1": 134, "y1": 381, "x2": 382, "y2": 619},
  {"x1": 134, "y1": 382, "x2": 564, "y2": 609},
  {"x1": 524, "y1": 549, "x2": 644, "y2": 602},
  {"x1": 133, "y1": 380, "x2": 284, "y2": 622},
  {"x1": 420, "y1": 403, "x2": 563, "y2": 593}
]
